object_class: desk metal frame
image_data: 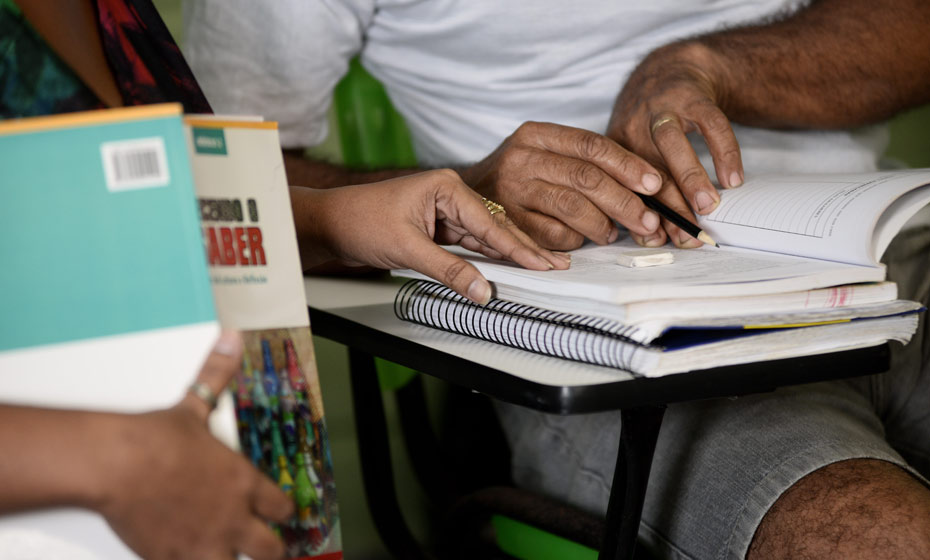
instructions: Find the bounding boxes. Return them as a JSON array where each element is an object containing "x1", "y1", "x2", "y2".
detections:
[{"x1": 308, "y1": 304, "x2": 890, "y2": 560}]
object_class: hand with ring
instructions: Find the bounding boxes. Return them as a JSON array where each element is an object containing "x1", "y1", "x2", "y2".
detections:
[
  {"x1": 292, "y1": 169, "x2": 570, "y2": 305},
  {"x1": 457, "y1": 121, "x2": 667, "y2": 251},
  {"x1": 96, "y1": 330, "x2": 294, "y2": 560},
  {"x1": 607, "y1": 41, "x2": 745, "y2": 248},
  {"x1": 481, "y1": 197, "x2": 506, "y2": 216}
]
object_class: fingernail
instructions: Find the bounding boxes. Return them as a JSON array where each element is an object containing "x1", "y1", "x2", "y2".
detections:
[
  {"x1": 695, "y1": 191, "x2": 719, "y2": 213},
  {"x1": 550, "y1": 251, "x2": 571, "y2": 268},
  {"x1": 214, "y1": 330, "x2": 242, "y2": 357},
  {"x1": 467, "y1": 278, "x2": 492, "y2": 305},
  {"x1": 642, "y1": 233, "x2": 665, "y2": 247},
  {"x1": 678, "y1": 231, "x2": 703, "y2": 248},
  {"x1": 729, "y1": 171, "x2": 743, "y2": 188},
  {"x1": 642, "y1": 173, "x2": 661, "y2": 193},
  {"x1": 608, "y1": 228, "x2": 620, "y2": 243},
  {"x1": 536, "y1": 254, "x2": 556, "y2": 269},
  {"x1": 641, "y1": 210, "x2": 660, "y2": 232}
]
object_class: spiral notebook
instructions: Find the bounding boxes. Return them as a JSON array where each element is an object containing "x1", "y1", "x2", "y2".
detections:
[{"x1": 394, "y1": 280, "x2": 921, "y2": 377}]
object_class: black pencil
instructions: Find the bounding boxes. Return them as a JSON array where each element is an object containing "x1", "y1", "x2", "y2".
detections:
[{"x1": 635, "y1": 192, "x2": 719, "y2": 247}]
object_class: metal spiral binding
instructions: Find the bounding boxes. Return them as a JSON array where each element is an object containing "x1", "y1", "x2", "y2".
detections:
[{"x1": 393, "y1": 279, "x2": 650, "y2": 372}]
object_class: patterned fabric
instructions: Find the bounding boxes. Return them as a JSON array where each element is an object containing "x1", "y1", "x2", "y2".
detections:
[
  {"x1": 95, "y1": 0, "x2": 210, "y2": 112},
  {"x1": 0, "y1": 0, "x2": 210, "y2": 119},
  {"x1": 0, "y1": 0, "x2": 103, "y2": 118}
]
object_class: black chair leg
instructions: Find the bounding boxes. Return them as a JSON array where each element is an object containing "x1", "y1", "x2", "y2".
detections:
[
  {"x1": 599, "y1": 405, "x2": 667, "y2": 560},
  {"x1": 350, "y1": 348, "x2": 665, "y2": 560},
  {"x1": 348, "y1": 347, "x2": 434, "y2": 560},
  {"x1": 395, "y1": 375, "x2": 456, "y2": 510}
]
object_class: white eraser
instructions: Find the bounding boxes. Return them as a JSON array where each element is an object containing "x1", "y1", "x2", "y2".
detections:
[{"x1": 616, "y1": 249, "x2": 674, "y2": 268}]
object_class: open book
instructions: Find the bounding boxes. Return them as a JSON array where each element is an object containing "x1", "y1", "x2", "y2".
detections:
[
  {"x1": 396, "y1": 169, "x2": 930, "y2": 326},
  {"x1": 700, "y1": 170, "x2": 930, "y2": 267}
]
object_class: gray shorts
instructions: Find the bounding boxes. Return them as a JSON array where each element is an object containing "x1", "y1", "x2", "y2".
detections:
[{"x1": 496, "y1": 224, "x2": 930, "y2": 560}]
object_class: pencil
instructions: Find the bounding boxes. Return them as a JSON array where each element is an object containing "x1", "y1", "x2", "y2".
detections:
[{"x1": 635, "y1": 192, "x2": 719, "y2": 247}]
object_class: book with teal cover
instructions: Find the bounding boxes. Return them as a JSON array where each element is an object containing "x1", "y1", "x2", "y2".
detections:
[
  {"x1": 0, "y1": 104, "x2": 222, "y2": 558},
  {"x1": 1, "y1": 103, "x2": 215, "y2": 353}
]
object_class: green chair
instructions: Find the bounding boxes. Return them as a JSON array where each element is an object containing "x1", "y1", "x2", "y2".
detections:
[
  {"x1": 331, "y1": 57, "x2": 610, "y2": 560},
  {"x1": 334, "y1": 58, "x2": 418, "y2": 171}
]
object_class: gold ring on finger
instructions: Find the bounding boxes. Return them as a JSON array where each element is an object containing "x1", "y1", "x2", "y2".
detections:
[
  {"x1": 481, "y1": 197, "x2": 506, "y2": 216},
  {"x1": 650, "y1": 115, "x2": 678, "y2": 136},
  {"x1": 188, "y1": 381, "x2": 219, "y2": 411}
]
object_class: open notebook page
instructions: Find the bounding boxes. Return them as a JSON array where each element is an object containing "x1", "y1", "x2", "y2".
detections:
[{"x1": 698, "y1": 170, "x2": 930, "y2": 266}]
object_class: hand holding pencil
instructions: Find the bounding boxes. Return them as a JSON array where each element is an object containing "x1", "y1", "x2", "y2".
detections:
[{"x1": 635, "y1": 192, "x2": 718, "y2": 247}]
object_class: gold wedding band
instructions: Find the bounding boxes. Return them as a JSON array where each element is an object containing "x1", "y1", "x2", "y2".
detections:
[
  {"x1": 188, "y1": 381, "x2": 219, "y2": 410},
  {"x1": 481, "y1": 197, "x2": 506, "y2": 216},
  {"x1": 650, "y1": 115, "x2": 678, "y2": 136}
]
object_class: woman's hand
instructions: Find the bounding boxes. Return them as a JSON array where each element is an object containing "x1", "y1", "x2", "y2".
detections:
[
  {"x1": 0, "y1": 332, "x2": 293, "y2": 560},
  {"x1": 96, "y1": 331, "x2": 293, "y2": 560},
  {"x1": 293, "y1": 169, "x2": 570, "y2": 304}
]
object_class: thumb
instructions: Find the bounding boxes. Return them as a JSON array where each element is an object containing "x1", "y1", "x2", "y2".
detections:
[
  {"x1": 408, "y1": 237, "x2": 493, "y2": 304},
  {"x1": 183, "y1": 329, "x2": 243, "y2": 420}
]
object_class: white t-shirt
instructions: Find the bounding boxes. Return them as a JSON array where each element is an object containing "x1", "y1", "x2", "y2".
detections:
[{"x1": 184, "y1": 0, "x2": 887, "y2": 176}]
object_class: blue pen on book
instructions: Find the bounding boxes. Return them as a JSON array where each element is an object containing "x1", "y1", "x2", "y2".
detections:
[{"x1": 636, "y1": 192, "x2": 719, "y2": 247}]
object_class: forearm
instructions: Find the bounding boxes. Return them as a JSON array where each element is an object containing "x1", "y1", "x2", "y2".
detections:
[
  {"x1": 674, "y1": 0, "x2": 930, "y2": 128},
  {"x1": 0, "y1": 405, "x2": 116, "y2": 514},
  {"x1": 289, "y1": 186, "x2": 353, "y2": 270},
  {"x1": 288, "y1": 182, "x2": 418, "y2": 273},
  {"x1": 285, "y1": 155, "x2": 437, "y2": 273},
  {"x1": 283, "y1": 150, "x2": 421, "y2": 188}
]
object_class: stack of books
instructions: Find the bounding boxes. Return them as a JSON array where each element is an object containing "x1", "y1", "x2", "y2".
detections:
[
  {"x1": 0, "y1": 105, "x2": 342, "y2": 559},
  {"x1": 394, "y1": 171, "x2": 930, "y2": 378}
]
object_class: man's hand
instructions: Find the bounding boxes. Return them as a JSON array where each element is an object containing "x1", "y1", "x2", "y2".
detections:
[
  {"x1": 98, "y1": 331, "x2": 293, "y2": 560},
  {"x1": 458, "y1": 122, "x2": 665, "y2": 251},
  {"x1": 293, "y1": 169, "x2": 570, "y2": 304},
  {"x1": 607, "y1": 42, "x2": 743, "y2": 248},
  {"x1": 606, "y1": 0, "x2": 930, "y2": 249}
]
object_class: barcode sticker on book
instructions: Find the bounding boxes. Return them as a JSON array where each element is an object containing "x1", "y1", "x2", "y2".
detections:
[{"x1": 100, "y1": 137, "x2": 170, "y2": 192}]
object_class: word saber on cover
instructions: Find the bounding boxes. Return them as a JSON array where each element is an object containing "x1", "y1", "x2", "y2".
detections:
[{"x1": 200, "y1": 197, "x2": 267, "y2": 267}]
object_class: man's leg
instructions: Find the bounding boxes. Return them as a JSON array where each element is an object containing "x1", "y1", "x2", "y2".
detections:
[
  {"x1": 496, "y1": 376, "x2": 929, "y2": 560},
  {"x1": 750, "y1": 221, "x2": 930, "y2": 559},
  {"x1": 748, "y1": 459, "x2": 930, "y2": 559}
]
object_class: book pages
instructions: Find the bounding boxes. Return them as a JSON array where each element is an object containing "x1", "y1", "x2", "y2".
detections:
[
  {"x1": 699, "y1": 170, "x2": 930, "y2": 265},
  {"x1": 396, "y1": 237, "x2": 886, "y2": 305}
]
